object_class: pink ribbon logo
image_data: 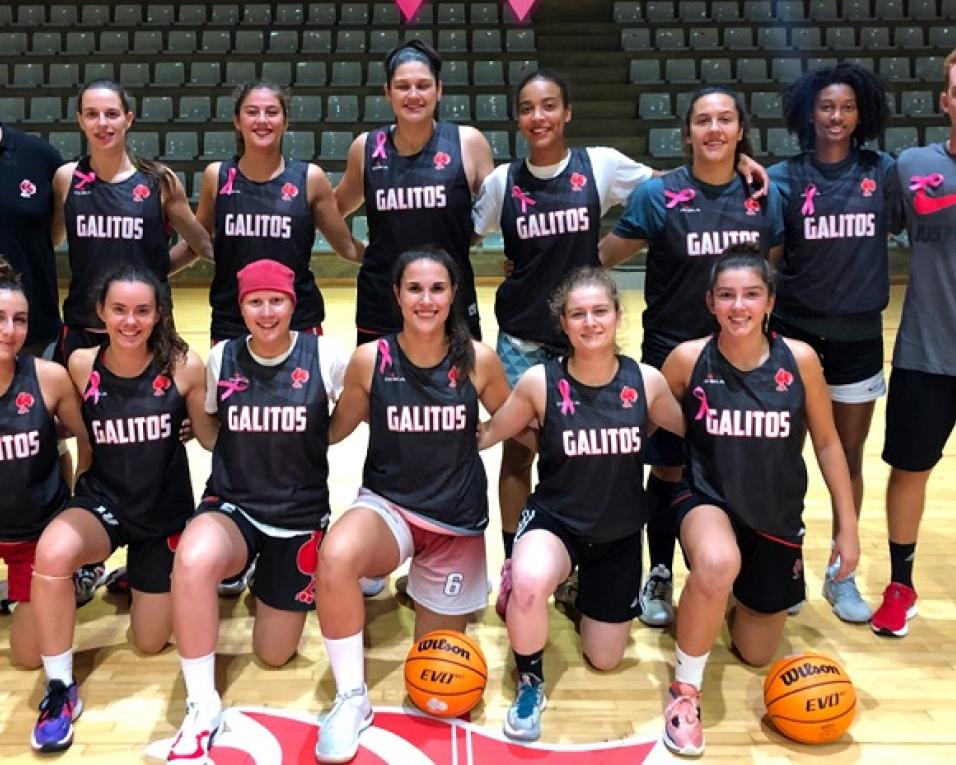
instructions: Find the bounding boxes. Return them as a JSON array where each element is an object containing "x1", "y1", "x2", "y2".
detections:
[
  {"x1": 692, "y1": 386, "x2": 712, "y2": 421},
  {"x1": 558, "y1": 378, "x2": 575, "y2": 416},
  {"x1": 83, "y1": 371, "x2": 103, "y2": 404},
  {"x1": 506, "y1": 0, "x2": 537, "y2": 21},
  {"x1": 73, "y1": 169, "x2": 96, "y2": 191},
  {"x1": 910, "y1": 173, "x2": 944, "y2": 192},
  {"x1": 218, "y1": 166, "x2": 237, "y2": 196},
  {"x1": 372, "y1": 131, "x2": 389, "y2": 161},
  {"x1": 511, "y1": 185, "x2": 536, "y2": 214},
  {"x1": 800, "y1": 184, "x2": 818, "y2": 216},
  {"x1": 664, "y1": 188, "x2": 696, "y2": 208},
  {"x1": 378, "y1": 338, "x2": 393, "y2": 375},
  {"x1": 217, "y1": 374, "x2": 249, "y2": 401}
]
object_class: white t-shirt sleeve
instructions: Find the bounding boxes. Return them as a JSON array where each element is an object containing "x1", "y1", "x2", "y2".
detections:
[
  {"x1": 472, "y1": 163, "x2": 509, "y2": 236},
  {"x1": 204, "y1": 342, "x2": 226, "y2": 414},
  {"x1": 318, "y1": 336, "x2": 347, "y2": 402},
  {"x1": 587, "y1": 146, "x2": 654, "y2": 215}
]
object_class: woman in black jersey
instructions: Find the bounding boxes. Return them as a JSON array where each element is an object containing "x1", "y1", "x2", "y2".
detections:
[
  {"x1": 166, "y1": 259, "x2": 347, "y2": 764},
  {"x1": 476, "y1": 268, "x2": 683, "y2": 743},
  {"x1": 657, "y1": 246, "x2": 859, "y2": 757},
  {"x1": 769, "y1": 64, "x2": 902, "y2": 622},
  {"x1": 312, "y1": 247, "x2": 509, "y2": 764},
  {"x1": 29, "y1": 264, "x2": 211, "y2": 754},
  {"x1": 334, "y1": 40, "x2": 494, "y2": 345},
  {"x1": 0, "y1": 258, "x2": 88, "y2": 669},
  {"x1": 194, "y1": 80, "x2": 358, "y2": 344},
  {"x1": 49, "y1": 80, "x2": 212, "y2": 365}
]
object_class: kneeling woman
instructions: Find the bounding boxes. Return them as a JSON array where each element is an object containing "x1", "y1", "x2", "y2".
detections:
[
  {"x1": 31, "y1": 265, "x2": 209, "y2": 753},
  {"x1": 167, "y1": 259, "x2": 346, "y2": 761},
  {"x1": 476, "y1": 267, "x2": 683, "y2": 742},
  {"x1": 313, "y1": 247, "x2": 510, "y2": 764},
  {"x1": 658, "y1": 245, "x2": 859, "y2": 757}
]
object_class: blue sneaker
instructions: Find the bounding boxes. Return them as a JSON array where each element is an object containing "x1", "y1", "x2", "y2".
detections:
[
  {"x1": 503, "y1": 674, "x2": 546, "y2": 741},
  {"x1": 823, "y1": 562, "x2": 872, "y2": 624},
  {"x1": 31, "y1": 680, "x2": 82, "y2": 752}
]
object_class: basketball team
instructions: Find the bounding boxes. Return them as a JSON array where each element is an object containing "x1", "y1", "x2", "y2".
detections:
[{"x1": 2, "y1": 37, "x2": 955, "y2": 762}]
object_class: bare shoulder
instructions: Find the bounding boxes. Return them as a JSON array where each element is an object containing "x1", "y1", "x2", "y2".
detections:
[
  {"x1": 67, "y1": 347, "x2": 97, "y2": 384},
  {"x1": 34, "y1": 357, "x2": 72, "y2": 389}
]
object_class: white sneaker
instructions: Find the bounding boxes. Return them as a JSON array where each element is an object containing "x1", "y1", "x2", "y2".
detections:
[
  {"x1": 638, "y1": 564, "x2": 674, "y2": 627},
  {"x1": 167, "y1": 696, "x2": 223, "y2": 764},
  {"x1": 359, "y1": 577, "x2": 386, "y2": 598},
  {"x1": 315, "y1": 686, "x2": 373, "y2": 764}
]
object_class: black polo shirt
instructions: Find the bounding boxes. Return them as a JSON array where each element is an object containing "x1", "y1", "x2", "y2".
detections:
[{"x1": 0, "y1": 124, "x2": 63, "y2": 347}]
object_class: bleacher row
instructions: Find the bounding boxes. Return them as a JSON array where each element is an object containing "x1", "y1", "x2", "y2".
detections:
[{"x1": 613, "y1": 0, "x2": 956, "y2": 22}]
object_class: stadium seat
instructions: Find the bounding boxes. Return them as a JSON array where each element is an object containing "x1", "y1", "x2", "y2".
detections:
[
  {"x1": 621, "y1": 29, "x2": 652, "y2": 51},
  {"x1": 630, "y1": 59, "x2": 662, "y2": 84},
  {"x1": 440, "y1": 60, "x2": 468, "y2": 86},
  {"x1": 127, "y1": 132, "x2": 160, "y2": 159},
  {"x1": 320, "y1": 131, "x2": 354, "y2": 160},
  {"x1": 712, "y1": 1, "x2": 741, "y2": 19},
  {"x1": 895, "y1": 26, "x2": 927, "y2": 49},
  {"x1": 772, "y1": 59, "x2": 804, "y2": 83},
  {"x1": 84, "y1": 63, "x2": 114, "y2": 83},
  {"x1": 884, "y1": 127, "x2": 919, "y2": 155},
  {"x1": 15, "y1": 5, "x2": 45, "y2": 26},
  {"x1": 48, "y1": 132, "x2": 82, "y2": 160},
  {"x1": 225, "y1": 62, "x2": 257, "y2": 87},
  {"x1": 900, "y1": 91, "x2": 935, "y2": 117},
  {"x1": 326, "y1": 95, "x2": 359, "y2": 123},
  {"x1": 99, "y1": 32, "x2": 129, "y2": 55},
  {"x1": 473, "y1": 30, "x2": 503, "y2": 53},
  {"x1": 201, "y1": 32, "x2": 232, "y2": 54},
  {"x1": 736, "y1": 58, "x2": 770, "y2": 83},
  {"x1": 507, "y1": 30, "x2": 536, "y2": 52},
  {"x1": 656, "y1": 28, "x2": 686, "y2": 50},
  {"x1": 879, "y1": 57, "x2": 913, "y2": 81},
  {"x1": 168, "y1": 32, "x2": 197, "y2": 54},
  {"x1": 440, "y1": 95, "x2": 472, "y2": 121},
  {"x1": 476, "y1": 94, "x2": 508, "y2": 121},
  {"x1": 307, "y1": 3, "x2": 336, "y2": 24},
  {"x1": 809, "y1": 0, "x2": 839, "y2": 19},
  {"x1": 767, "y1": 128, "x2": 800, "y2": 157},
  {"x1": 701, "y1": 58, "x2": 733, "y2": 83},
  {"x1": 639, "y1": 93, "x2": 673, "y2": 119},
  {"x1": 751, "y1": 91, "x2": 782, "y2": 118},
  {"x1": 242, "y1": 4, "x2": 272, "y2": 24},
  {"x1": 262, "y1": 62, "x2": 293, "y2": 86},
  {"x1": 930, "y1": 27, "x2": 956, "y2": 48},
  {"x1": 215, "y1": 97, "x2": 234, "y2": 121},
  {"x1": 858, "y1": 28, "x2": 890, "y2": 49},
  {"x1": 874, "y1": 0, "x2": 904, "y2": 19},
  {"x1": 267, "y1": 32, "x2": 298, "y2": 55},
  {"x1": 437, "y1": 30, "x2": 468, "y2": 52},
  {"x1": 792, "y1": 28, "x2": 823, "y2": 50},
  {"x1": 679, "y1": 2, "x2": 708, "y2": 21},
  {"x1": 331, "y1": 62, "x2": 363, "y2": 87},
  {"x1": 134, "y1": 31, "x2": 163, "y2": 54},
  {"x1": 155, "y1": 63, "x2": 186, "y2": 87},
  {"x1": 373, "y1": 3, "x2": 401, "y2": 24},
  {"x1": 141, "y1": 96, "x2": 175, "y2": 123},
  {"x1": 176, "y1": 97, "x2": 211, "y2": 123},
  {"x1": 370, "y1": 31, "x2": 400, "y2": 53},
  {"x1": 29, "y1": 97, "x2": 62, "y2": 124},
  {"x1": 283, "y1": 131, "x2": 315, "y2": 161},
  {"x1": 649, "y1": 128, "x2": 683, "y2": 158},
  {"x1": 296, "y1": 62, "x2": 328, "y2": 86},
  {"x1": 235, "y1": 31, "x2": 264, "y2": 54},
  {"x1": 302, "y1": 31, "x2": 332, "y2": 54},
  {"x1": 0, "y1": 34, "x2": 28, "y2": 57},
  {"x1": 724, "y1": 27, "x2": 755, "y2": 50},
  {"x1": 340, "y1": 4, "x2": 369, "y2": 24},
  {"x1": 777, "y1": 1, "x2": 805, "y2": 20},
  {"x1": 12, "y1": 65, "x2": 44, "y2": 90},
  {"x1": 210, "y1": 5, "x2": 239, "y2": 25},
  {"x1": 842, "y1": 0, "x2": 871, "y2": 19},
  {"x1": 758, "y1": 27, "x2": 788, "y2": 50},
  {"x1": 81, "y1": 5, "x2": 110, "y2": 26},
  {"x1": 689, "y1": 28, "x2": 719, "y2": 50},
  {"x1": 30, "y1": 33, "x2": 61, "y2": 56},
  {"x1": 474, "y1": 60, "x2": 505, "y2": 86},
  {"x1": 202, "y1": 132, "x2": 238, "y2": 160},
  {"x1": 276, "y1": 4, "x2": 305, "y2": 25},
  {"x1": 46, "y1": 64, "x2": 80, "y2": 89},
  {"x1": 113, "y1": 5, "x2": 143, "y2": 25},
  {"x1": 188, "y1": 63, "x2": 221, "y2": 88},
  {"x1": 743, "y1": 1, "x2": 773, "y2": 20},
  {"x1": 613, "y1": 2, "x2": 641, "y2": 23},
  {"x1": 337, "y1": 31, "x2": 367, "y2": 53},
  {"x1": 47, "y1": 5, "x2": 78, "y2": 26},
  {"x1": 177, "y1": 5, "x2": 206, "y2": 24},
  {"x1": 471, "y1": 2, "x2": 498, "y2": 22},
  {"x1": 364, "y1": 96, "x2": 392, "y2": 122},
  {"x1": 666, "y1": 60, "x2": 697, "y2": 83},
  {"x1": 162, "y1": 132, "x2": 199, "y2": 161},
  {"x1": 508, "y1": 60, "x2": 538, "y2": 84},
  {"x1": 645, "y1": 2, "x2": 675, "y2": 21},
  {"x1": 826, "y1": 28, "x2": 856, "y2": 49},
  {"x1": 915, "y1": 56, "x2": 943, "y2": 82}
]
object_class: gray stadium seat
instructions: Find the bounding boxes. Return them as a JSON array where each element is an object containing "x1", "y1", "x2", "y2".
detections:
[
  {"x1": 47, "y1": 5, "x2": 78, "y2": 26},
  {"x1": 473, "y1": 30, "x2": 503, "y2": 53},
  {"x1": 895, "y1": 27, "x2": 927, "y2": 49},
  {"x1": 440, "y1": 60, "x2": 468, "y2": 86},
  {"x1": 743, "y1": 1, "x2": 773, "y2": 20},
  {"x1": 373, "y1": 3, "x2": 400, "y2": 24},
  {"x1": 99, "y1": 32, "x2": 129, "y2": 55},
  {"x1": 777, "y1": 1, "x2": 805, "y2": 20},
  {"x1": 210, "y1": 5, "x2": 239, "y2": 25},
  {"x1": 30, "y1": 33, "x2": 61, "y2": 56},
  {"x1": 302, "y1": 31, "x2": 332, "y2": 54},
  {"x1": 751, "y1": 91, "x2": 782, "y2": 118},
  {"x1": 689, "y1": 28, "x2": 719, "y2": 49},
  {"x1": 679, "y1": 2, "x2": 708, "y2": 21},
  {"x1": 46, "y1": 63, "x2": 80, "y2": 89},
  {"x1": 758, "y1": 27, "x2": 788, "y2": 50},
  {"x1": 514, "y1": 133, "x2": 529, "y2": 159},
  {"x1": 337, "y1": 31, "x2": 367, "y2": 53},
  {"x1": 471, "y1": 2, "x2": 498, "y2": 22},
  {"x1": 438, "y1": 3, "x2": 466, "y2": 23},
  {"x1": 656, "y1": 28, "x2": 686, "y2": 50},
  {"x1": 127, "y1": 132, "x2": 160, "y2": 159},
  {"x1": 723, "y1": 27, "x2": 755, "y2": 50},
  {"x1": 474, "y1": 61, "x2": 505, "y2": 86},
  {"x1": 113, "y1": 5, "x2": 143, "y2": 25},
  {"x1": 15, "y1": 5, "x2": 45, "y2": 26},
  {"x1": 630, "y1": 59, "x2": 662, "y2": 84},
  {"x1": 202, "y1": 132, "x2": 238, "y2": 160},
  {"x1": 225, "y1": 62, "x2": 257, "y2": 86},
  {"x1": 665, "y1": 59, "x2": 697, "y2": 83},
  {"x1": 268, "y1": 31, "x2": 299, "y2": 55},
  {"x1": 404, "y1": 29, "x2": 433, "y2": 46},
  {"x1": 66, "y1": 32, "x2": 94, "y2": 55},
  {"x1": 120, "y1": 63, "x2": 151, "y2": 88},
  {"x1": 29, "y1": 97, "x2": 62, "y2": 124},
  {"x1": 140, "y1": 96, "x2": 174, "y2": 123},
  {"x1": 331, "y1": 62, "x2": 363, "y2": 87},
  {"x1": 773, "y1": 58, "x2": 804, "y2": 83},
  {"x1": 201, "y1": 32, "x2": 232, "y2": 54},
  {"x1": 162, "y1": 132, "x2": 199, "y2": 161},
  {"x1": 296, "y1": 62, "x2": 327, "y2": 86},
  {"x1": 845, "y1": 57, "x2": 874, "y2": 71},
  {"x1": 84, "y1": 63, "x2": 114, "y2": 83},
  {"x1": 308, "y1": 3, "x2": 336, "y2": 24},
  {"x1": 926, "y1": 125, "x2": 949, "y2": 143},
  {"x1": 508, "y1": 60, "x2": 538, "y2": 84},
  {"x1": 639, "y1": 93, "x2": 673, "y2": 120},
  {"x1": 276, "y1": 4, "x2": 305, "y2": 25},
  {"x1": 134, "y1": 31, "x2": 163, "y2": 54},
  {"x1": 242, "y1": 4, "x2": 272, "y2": 24},
  {"x1": 168, "y1": 32, "x2": 197, "y2": 54},
  {"x1": 0, "y1": 64, "x2": 6, "y2": 87},
  {"x1": 175, "y1": 96, "x2": 210, "y2": 123},
  {"x1": 146, "y1": 4, "x2": 175, "y2": 24},
  {"x1": 621, "y1": 29, "x2": 652, "y2": 51},
  {"x1": 736, "y1": 58, "x2": 769, "y2": 83},
  {"x1": 874, "y1": 0, "x2": 904, "y2": 18},
  {"x1": 915, "y1": 56, "x2": 943, "y2": 82},
  {"x1": 0, "y1": 34, "x2": 28, "y2": 57},
  {"x1": 340, "y1": 3, "x2": 369, "y2": 24},
  {"x1": 901, "y1": 91, "x2": 935, "y2": 116},
  {"x1": 320, "y1": 131, "x2": 354, "y2": 160},
  {"x1": 81, "y1": 5, "x2": 110, "y2": 26},
  {"x1": 363, "y1": 96, "x2": 392, "y2": 122},
  {"x1": 439, "y1": 95, "x2": 472, "y2": 121},
  {"x1": 645, "y1": 1, "x2": 675, "y2": 21},
  {"x1": 475, "y1": 94, "x2": 508, "y2": 121},
  {"x1": 767, "y1": 128, "x2": 800, "y2": 157},
  {"x1": 701, "y1": 58, "x2": 733, "y2": 83},
  {"x1": 613, "y1": 2, "x2": 641, "y2": 23},
  {"x1": 486, "y1": 130, "x2": 511, "y2": 160},
  {"x1": 326, "y1": 95, "x2": 359, "y2": 123},
  {"x1": 649, "y1": 128, "x2": 683, "y2": 158},
  {"x1": 859, "y1": 28, "x2": 890, "y2": 49},
  {"x1": 792, "y1": 28, "x2": 823, "y2": 50},
  {"x1": 177, "y1": 5, "x2": 206, "y2": 24},
  {"x1": 809, "y1": 0, "x2": 839, "y2": 19},
  {"x1": 215, "y1": 97, "x2": 233, "y2": 121},
  {"x1": 235, "y1": 31, "x2": 264, "y2": 53},
  {"x1": 842, "y1": 0, "x2": 871, "y2": 19},
  {"x1": 879, "y1": 57, "x2": 913, "y2": 81},
  {"x1": 0, "y1": 98, "x2": 25, "y2": 122},
  {"x1": 826, "y1": 28, "x2": 856, "y2": 49},
  {"x1": 188, "y1": 63, "x2": 221, "y2": 88},
  {"x1": 884, "y1": 127, "x2": 919, "y2": 155},
  {"x1": 13, "y1": 65, "x2": 44, "y2": 90},
  {"x1": 807, "y1": 57, "x2": 838, "y2": 70},
  {"x1": 437, "y1": 30, "x2": 468, "y2": 52},
  {"x1": 261, "y1": 62, "x2": 293, "y2": 86},
  {"x1": 712, "y1": 1, "x2": 741, "y2": 19},
  {"x1": 48, "y1": 132, "x2": 82, "y2": 160},
  {"x1": 943, "y1": 0, "x2": 956, "y2": 19},
  {"x1": 283, "y1": 131, "x2": 315, "y2": 160},
  {"x1": 929, "y1": 27, "x2": 956, "y2": 48},
  {"x1": 370, "y1": 31, "x2": 400, "y2": 54},
  {"x1": 912, "y1": 0, "x2": 940, "y2": 17},
  {"x1": 507, "y1": 30, "x2": 536, "y2": 52}
]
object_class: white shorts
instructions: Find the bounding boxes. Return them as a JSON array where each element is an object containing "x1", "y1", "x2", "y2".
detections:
[
  {"x1": 352, "y1": 488, "x2": 488, "y2": 616},
  {"x1": 828, "y1": 369, "x2": 886, "y2": 404}
]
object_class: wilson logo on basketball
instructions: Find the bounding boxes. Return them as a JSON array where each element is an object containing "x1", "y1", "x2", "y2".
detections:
[
  {"x1": 417, "y1": 637, "x2": 472, "y2": 660},
  {"x1": 132, "y1": 184, "x2": 150, "y2": 202},
  {"x1": 281, "y1": 182, "x2": 298, "y2": 201},
  {"x1": 779, "y1": 661, "x2": 841, "y2": 686}
]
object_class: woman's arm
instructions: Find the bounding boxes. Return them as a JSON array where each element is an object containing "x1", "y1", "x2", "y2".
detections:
[
  {"x1": 474, "y1": 342, "x2": 511, "y2": 415},
  {"x1": 598, "y1": 232, "x2": 648, "y2": 268},
  {"x1": 641, "y1": 365, "x2": 685, "y2": 438},
  {"x1": 333, "y1": 133, "x2": 368, "y2": 216},
  {"x1": 328, "y1": 343, "x2": 374, "y2": 445},
  {"x1": 478, "y1": 366, "x2": 545, "y2": 451},
  {"x1": 460, "y1": 125, "x2": 495, "y2": 195},
  {"x1": 163, "y1": 170, "x2": 213, "y2": 271},
  {"x1": 308, "y1": 164, "x2": 361, "y2": 263},
  {"x1": 178, "y1": 351, "x2": 219, "y2": 451},
  {"x1": 39, "y1": 359, "x2": 92, "y2": 481},
  {"x1": 50, "y1": 162, "x2": 77, "y2": 247}
]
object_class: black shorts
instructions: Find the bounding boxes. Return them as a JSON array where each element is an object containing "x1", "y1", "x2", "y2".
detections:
[
  {"x1": 883, "y1": 367, "x2": 956, "y2": 472},
  {"x1": 72, "y1": 498, "x2": 183, "y2": 595},
  {"x1": 769, "y1": 314, "x2": 883, "y2": 386},
  {"x1": 52, "y1": 325, "x2": 108, "y2": 366},
  {"x1": 672, "y1": 487, "x2": 805, "y2": 614},
  {"x1": 515, "y1": 506, "x2": 643, "y2": 624},
  {"x1": 197, "y1": 497, "x2": 325, "y2": 612}
]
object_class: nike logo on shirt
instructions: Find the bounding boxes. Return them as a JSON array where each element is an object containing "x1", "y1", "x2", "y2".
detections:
[{"x1": 913, "y1": 189, "x2": 956, "y2": 215}]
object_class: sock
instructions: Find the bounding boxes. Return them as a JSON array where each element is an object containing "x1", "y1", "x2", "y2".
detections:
[
  {"x1": 41, "y1": 648, "x2": 73, "y2": 686},
  {"x1": 324, "y1": 631, "x2": 365, "y2": 696},
  {"x1": 646, "y1": 475, "x2": 678, "y2": 570},
  {"x1": 513, "y1": 649, "x2": 544, "y2": 684},
  {"x1": 502, "y1": 531, "x2": 516, "y2": 559},
  {"x1": 674, "y1": 645, "x2": 709, "y2": 691},
  {"x1": 180, "y1": 653, "x2": 218, "y2": 707},
  {"x1": 889, "y1": 541, "x2": 916, "y2": 589}
]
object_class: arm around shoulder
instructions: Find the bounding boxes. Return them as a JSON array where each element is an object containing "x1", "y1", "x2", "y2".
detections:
[
  {"x1": 333, "y1": 134, "x2": 368, "y2": 217},
  {"x1": 328, "y1": 343, "x2": 375, "y2": 445},
  {"x1": 179, "y1": 351, "x2": 219, "y2": 451},
  {"x1": 478, "y1": 365, "x2": 544, "y2": 451},
  {"x1": 641, "y1": 364, "x2": 685, "y2": 438}
]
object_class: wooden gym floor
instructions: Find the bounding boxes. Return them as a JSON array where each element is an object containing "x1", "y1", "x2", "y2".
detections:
[{"x1": 0, "y1": 283, "x2": 954, "y2": 764}]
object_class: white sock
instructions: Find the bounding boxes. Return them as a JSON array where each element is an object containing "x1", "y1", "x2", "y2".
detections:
[
  {"x1": 180, "y1": 653, "x2": 219, "y2": 707},
  {"x1": 323, "y1": 631, "x2": 365, "y2": 696},
  {"x1": 674, "y1": 645, "x2": 709, "y2": 690},
  {"x1": 41, "y1": 649, "x2": 73, "y2": 686}
]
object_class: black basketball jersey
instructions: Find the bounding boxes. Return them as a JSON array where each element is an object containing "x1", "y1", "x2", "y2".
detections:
[
  {"x1": 529, "y1": 356, "x2": 649, "y2": 542},
  {"x1": 683, "y1": 333, "x2": 807, "y2": 538},
  {"x1": 0, "y1": 357, "x2": 69, "y2": 540},
  {"x1": 63, "y1": 158, "x2": 171, "y2": 329},
  {"x1": 360, "y1": 122, "x2": 477, "y2": 335},
  {"x1": 78, "y1": 349, "x2": 193, "y2": 539},
  {"x1": 364, "y1": 336, "x2": 487, "y2": 533},
  {"x1": 497, "y1": 149, "x2": 602, "y2": 348},
  {"x1": 207, "y1": 333, "x2": 330, "y2": 531},
  {"x1": 210, "y1": 159, "x2": 325, "y2": 340}
]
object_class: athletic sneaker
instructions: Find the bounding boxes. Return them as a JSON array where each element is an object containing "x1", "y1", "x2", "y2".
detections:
[
  {"x1": 494, "y1": 559, "x2": 513, "y2": 620},
  {"x1": 822, "y1": 562, "x2": 872, "y2": 623},
  {"x1": 104, "y1": 566, "x2": 130, "y2": 597},
  {"x1": 73, "y1": 563, "x2": 106, "y2": 608},
  {"x1": 503, "y1": 674, "x2": 546, "y2": 742},
  {"x1": 787, "y1": 600, "x2": 804, "y2": 616},
  {"x1": 31, "y1": 680, "x2": 82, "y2": 753},
  {"x1": 167, "y1": 697, "x2": 223, "y2": 763},
  {"x1": 359, "y1": 577, "x2": 386, "y2": 597},
  {"x1": 218, "y1": 560, "x2": 256, "y2": 597},
  {"x1": 553, "y1": 569, "x2": 579, "y2": 610},
  {"x1": 639, "y1": 565, "x2": 674, "y2": 627},
  {"x1": 662, "y1": 681, "x2": 704, "y2": 757},
  {"x1": 0, "y1": 579, "x2": 15, "y2": 615},
  {"x1": 315, "y1": 686, "x2": 373, "y2": 763},
  {"x1": 870, "y1": 582, "x2": 918, "y2": 638}
]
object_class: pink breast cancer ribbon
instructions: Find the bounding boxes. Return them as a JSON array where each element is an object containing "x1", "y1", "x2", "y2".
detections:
[
  {"x1": 394, "y1": 0, "x2": 423, "y2": 20},
  {"x1": 800, "y1": 183, "x2": 818, "y2": 216},
  {"x1": 73, "y1": 168, "x2": 96, "y2": 190},
  {"x1": 692, "y1": 386, "x2": 713, "y2": 421},
  {"x1": 217, "y1": 375, "x2": 249, "y2": 401},
  {"x1": 910, "y1": 173, "x2": 944, "y2": 191},
  {"x1": 506, "y1": 0, "x2": 536, "y2": 21},
  {"x1": 664, "y1": 188, "x2": 696, "y2": 208},
  {"x1": 377, "y1": 338, "x2": 393, "y2": 375},
  {"x1": 218, "y1": 166, "x2": 237, "y2": 195},
  {"x1": 83, "y1": 371, "x2": 102, "y2": 404},
  {"x1": 511, "y1": 186, "x2": 536, "y2": 214},
  {"x1": 558, "y1": 378, "x2": 575, "y2": 416},
  {"x1": 371, "y1": 131, "x2": 388, "y2": 161}
]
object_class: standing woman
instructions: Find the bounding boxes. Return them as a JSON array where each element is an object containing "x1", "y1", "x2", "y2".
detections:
[
  {"x1": 0, "y1": 257, "x2": 89, "y2": 668},
  {"x1": 599, "y1": 87, "x2": 784, "y2": 628},
  {"x1": 167, "y1": 259, "x2": 347, "y2": 762},
  {"x1": 50, "y1": 80, "x2": 212, "y2": 364},
  {"x1": 659, "y1": 246, "x2": 858, "y2": 756},
  {"x1": 312, "y1": 247, "x2": 509, "y2": 764},
  {"x1": 194, "y1": 80, "x2": 358, "y2": 344},
  {"x1": 29, "y1": 264, "x2": 210, "y2": 754},
  {"x1": 769, "y1": 63, "x2": 902, "y2": 622},
  {"x1": 334, "y1": 40, "x2": 494, "y2": 345},
  {"x1": 477, "y1": 268, "x2": 684, "y2": 742}
]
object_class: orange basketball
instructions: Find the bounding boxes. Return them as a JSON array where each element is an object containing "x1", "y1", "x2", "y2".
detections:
[
  {"x1": 404, "y1": 629, "x2": 487, "y2": 718},
  {"x1": 764, "y1": 651, "x2": 856, "y2": 744}
]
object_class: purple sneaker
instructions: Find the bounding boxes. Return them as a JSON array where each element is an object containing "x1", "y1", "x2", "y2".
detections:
[{"x1": 31, "y1": 680, "x2": 82, "y2": 752}]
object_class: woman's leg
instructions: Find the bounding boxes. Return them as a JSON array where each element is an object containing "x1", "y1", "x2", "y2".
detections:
[
  {"x1": 580, "y1": 618, "x2": 632, "y2": 672},
  {"x1": 252, "y1": 602, "x2": 308, "y2": 668},
  {"x1": 728, "y1": 603, "x2": 789, "y2": 668},
  {"x1": 10, "y1": 602, "x2": 41, "y2": 669},
  {"x1": 129, "y1": 591, "x2": 173, "y2": 655}
]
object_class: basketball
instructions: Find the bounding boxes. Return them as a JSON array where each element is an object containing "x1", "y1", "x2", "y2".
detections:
[
  {"x1": 763, "y1": 652, "x2": 856, "y2": 744},
  {"x1": 404, "y1": 630, "x2": 488, "y2": 718}
]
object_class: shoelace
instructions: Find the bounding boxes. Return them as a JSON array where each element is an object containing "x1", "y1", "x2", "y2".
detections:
[
  {"x1": 330, "y1": 686, "x2": 367, "y2": 718},
  {"x1": 515, "y1": 676, "x2": 541, "y2": 718},
  {"x1": 830, "y1": 574, "x2": 863, "y2": 599},
  {"x1": 645, "y1": 575, "x2": 671, "y2": 600},
  {"x1": 39, "y1": 682, "x2": 70, "y2": 721}
]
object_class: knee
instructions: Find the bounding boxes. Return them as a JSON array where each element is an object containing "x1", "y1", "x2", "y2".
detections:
[
  {"x1": 317, "y1": 536, "x2": 361, "y2": 584},
  {"x1": 689, "y1": 546, "x2": 740, "y2": 593},
  {"x1": 255, "y1": 644, "x2": 296, "y2": 668},
  {"x1": 131, "y1": 630, "x2": 169, "y2": 656},
  {"x1": 173, "y1": 536, "x2": 226, "y2": 584},
  {"x1": 34, "y1": 535, "x2": 80, "y2": 577},
  {"x1": 508, "y1": 566, "x2": 554, "y2": 612},
  {"x1": 732, "y1": 641, "x2": 775, "y2": 668},
  {"x1": 583, "y1": 646, "x2": 624, "y2": 673}
]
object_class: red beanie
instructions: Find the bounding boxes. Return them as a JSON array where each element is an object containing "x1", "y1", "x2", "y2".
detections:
[{"x1": 236, "y1": 259, "x2": 296, "y2": 305}]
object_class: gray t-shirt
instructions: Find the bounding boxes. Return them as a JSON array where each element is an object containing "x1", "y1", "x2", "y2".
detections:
[{"x1": 894, "y1": 142, "x2": 956, "y2": 375}]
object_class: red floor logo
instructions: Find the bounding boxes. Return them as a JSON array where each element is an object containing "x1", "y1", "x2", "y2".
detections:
[{"x1": 147, "y1": 706, "x2": 663, "y2": 764}]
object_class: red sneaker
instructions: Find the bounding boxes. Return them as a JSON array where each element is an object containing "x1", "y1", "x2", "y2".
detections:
[{"x1": 870, "y1": 582, "x2": 918, "y2": 637}]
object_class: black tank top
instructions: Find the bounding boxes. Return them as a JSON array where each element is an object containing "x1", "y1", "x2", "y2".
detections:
[
  {"x1": 683, "y1": 333, "x2": 807, "y2": 538},
  {"x1": 360, "y1": 122, "x2": 478, "y2": 336},
  {"x1": 364, "y1": 335, "x2": 487, "y2": 533},
  {"x1": 77, "y1": 349, "x2": 193, "y2": 539},
  {"x1": 210, "y1": 159, "x2": 325, "y2": 340},
  {"x1": 497, "y1": 149, "x2": 602, "y2": 348},
  {"x1": 529, "y1": 355, "x2": 649, "y2": 542},
  {"x1": 63, "y1": 158, "x2": 171, "y2": 329},
  {"x1": 207, "y1": 333, "x2": 330, "y2": 531},
  {"x1": 0, "y1": 357, "x2": 69, "y2": 540}
]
